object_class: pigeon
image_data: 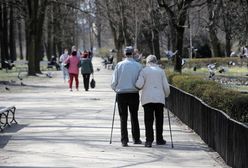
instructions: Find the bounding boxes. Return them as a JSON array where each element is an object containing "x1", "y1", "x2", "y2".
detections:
[
  {"x1": 219, "y1": 68, "x2": 225, "y2": 73},
  {"x1": 5, "y1": 87, "x2": 10, "y2": 91},
  {"x1": 21, "y1": 82, "x2": 26, "y2": 86},
  {"x1": 17, "y1": 72, "x2": 23, "y2": 81},
  {"x1": 10, "y1": 80, "x2": 16, "y2": 84},
  {"x1": 46, "y1": 73, "x2": 52, "y2": 78},
  {"x1": 209, "y1": 72, "x2": 215, "y2": 79},
  {"x1": 96, "y1": 68, "x2": 100, "y2": 71}
]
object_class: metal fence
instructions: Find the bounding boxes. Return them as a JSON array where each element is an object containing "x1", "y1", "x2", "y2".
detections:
[{"x1": 168, "y1": 85, "x2": 248, "y2": 168}]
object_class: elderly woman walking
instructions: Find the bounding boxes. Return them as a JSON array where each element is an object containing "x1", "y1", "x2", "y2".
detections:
[{"x1": 136, "y1": 55, "x2": 170, "y2": 147}]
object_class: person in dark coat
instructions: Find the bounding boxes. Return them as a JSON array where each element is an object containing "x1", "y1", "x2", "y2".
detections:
[{"x1": 80, "y1": 52, "x2": 94, "y2": 91}]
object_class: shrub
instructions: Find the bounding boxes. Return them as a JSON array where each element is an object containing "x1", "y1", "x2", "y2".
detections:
[
  {"x1": 168, "y1": 72, "x2": 248, "y2": 123},
  {"x1": 95, "y1": 48, "x2": 110, "y2": 58},
  {"x1": 230, "y1": 95, "x2": 248, "y2": 123}
]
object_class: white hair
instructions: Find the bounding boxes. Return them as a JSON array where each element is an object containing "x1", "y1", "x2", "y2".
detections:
[{"x1": 146, "y1": 55, "x2": 157, "y2": 64}]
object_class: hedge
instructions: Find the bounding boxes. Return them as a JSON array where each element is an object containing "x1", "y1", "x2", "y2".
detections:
[{"x1": 166, "y1": 72, "x2": 248, "y2": 123}]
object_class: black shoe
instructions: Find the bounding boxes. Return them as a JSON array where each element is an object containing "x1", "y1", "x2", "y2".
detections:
[
  {"x1": 122, "y1": 142, "x2": 128, "y2": 147},
  {"x1": 157, "y1": 139, "x2": 166, "y2": 145},
  {"x1": 145, "y1": 142, "x2": 152, "y2": 147},
  {"x1": 133, "y1": 139, "x2": 142, "y2": 144}
]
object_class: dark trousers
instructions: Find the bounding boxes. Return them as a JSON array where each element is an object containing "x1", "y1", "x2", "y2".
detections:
[
  {"x1": 117, "y1": 93, "x2": 140, "y2": 143},
  {"x1": 143, "y1": 103, "x2": 164, "y2": 143},
  {"x1": 69, "y1": 73, "x2": 79, "y2": 89},
  {"x1": 82, "y1": 74, "x2": 90, "y2": 91}
]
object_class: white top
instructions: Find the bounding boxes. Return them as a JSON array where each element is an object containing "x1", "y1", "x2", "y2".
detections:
[
  {"x1": 111, "y1": 58, "x2": 142, "y2": 93},
  {"x1": 244, "y1": 47, "x2": 248, "y2": 57},
  {"x1": 60, "y1": 53, "x2": 68, "y2": 64},
  {"x1": 136, "y1": 64, "x2": 170, "y2": 105}
]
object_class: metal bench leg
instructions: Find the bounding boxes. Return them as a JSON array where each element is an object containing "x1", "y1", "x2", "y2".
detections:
[
  {"x1": 9, "y1": 107, "x2": 18, "y2": 124},
  {"x1": 0, "y1": 112, "x2": 9, "y2": 128},
  {"x1": 0, "y1": 113, "x2": 4, "y2": 132}
]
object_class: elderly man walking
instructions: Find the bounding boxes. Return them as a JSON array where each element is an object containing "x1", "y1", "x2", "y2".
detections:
[{"x1": 111, "y1": 46, "x2": 143, "y2": 147}]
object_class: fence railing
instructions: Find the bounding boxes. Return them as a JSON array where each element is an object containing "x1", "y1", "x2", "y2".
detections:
[{"x1": 168, "y1": 85, "x2": 248, "y2": 168}]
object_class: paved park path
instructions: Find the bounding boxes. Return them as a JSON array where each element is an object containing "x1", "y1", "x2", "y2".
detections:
[{"x1": 0, "y1": 57, "x2": 229, "y2": 168}]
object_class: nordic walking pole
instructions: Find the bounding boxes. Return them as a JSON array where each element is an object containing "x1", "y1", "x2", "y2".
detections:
[
  {"x1": 110, "y1": 95, "x2": 117, "y2": 144},
  {"x1": 166, "y1": 98, "x2": 174, "y2": 148}
]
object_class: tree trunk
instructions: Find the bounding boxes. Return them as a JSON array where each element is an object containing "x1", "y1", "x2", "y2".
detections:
[
  {"x1": 95, "y1": 0, "x2": 102, "y2": 49},
  {"x1": 225, "y1": 33, "x2": 231, "y2": 57},
  {"x1": 2, "y1": 0, "x2": 9, "y2": 64},
  {"x1": 116, "y1": 32, "x2": 124, "y2": 62},
  {"x1": 52, "y1": 34, "x2": 57, "y2": 58},
  {"x1": 47, "y1": 19, "x2": 53, "y2": 61},
  {"x1": 27, "y1": 32, "x2": 36, "y2": 75},
  {"x1": 174, "y1": 11, "x2": 187, "y2": 73},
  {"x1": 9, "y1": 5, "x2": 17, "y2": 61},
  {"x1": 0, "y1": 2, "x2": 4, "y2": 68},
  {"x1": 209, "y1": 29, "x2": 222, "y2": 57},
  {"x1": 207, "y1": 0, "x2": 222, "y2": 57},
  {"x1": 153, "y1": 30, "x2": 160, "y2": 60},
  {"x1": 96, "y1": 24, "x2": 102, "y2": 48},
  {"x1": 174, "y1": 26, "x2": 185, "y2": 72},
  {"x1": 25, "y1": 0, "x2": 48, "y2": 75},
  {"x1": 18, "y1": 22, "x2": 24, "y2": 59}
]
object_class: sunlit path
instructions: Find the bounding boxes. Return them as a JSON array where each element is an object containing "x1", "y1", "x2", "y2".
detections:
[{"x1": 0, "y1": 57, "x2": 228, "y2": 168}]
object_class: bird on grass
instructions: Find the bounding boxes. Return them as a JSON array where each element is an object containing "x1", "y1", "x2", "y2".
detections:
[
  {"x1": 10, "y1": 80, "x2": 16, "y2": 84},
  {"x1": 219, "y1": 68, "x2": 225, "y2": 73},
  {"x1": 17, "y1": 71, "x2": 23, "y2": 81},
  {"x1": 209, "y1": 72, "x2": 215, "y2": 79},
  {"x1": 46, "y1": 73, "x2": 52, "y2": 78},
  {"x1": 21, "y1": 82, "x2": 26, "y2": 86}
]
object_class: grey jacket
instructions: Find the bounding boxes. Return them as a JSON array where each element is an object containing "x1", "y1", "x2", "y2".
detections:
[{"x1": 111, "y1": 58, "x2": 142, "y2": 93}]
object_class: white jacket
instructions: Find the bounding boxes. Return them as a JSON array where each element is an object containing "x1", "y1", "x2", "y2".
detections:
[{"x1": 136, "y1": 64, "x2": 170, "y2": 105}]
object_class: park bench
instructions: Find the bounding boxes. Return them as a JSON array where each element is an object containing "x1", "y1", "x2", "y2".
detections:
[
  {"x1": 0, "y1": 106, "x2": 17, "y2": 132},
  {"x1": 1, "y1": 60, "x2": 15, "y2": 72},
  {"x1": 13, "y1": 60, "x2": 28, "y2": 72},
  {"x1": 40, "y1": 60, "x2": 60, "y2": 71},
  {"x1": 102, "y1": 56, "x2": 115, "y2": 70}
]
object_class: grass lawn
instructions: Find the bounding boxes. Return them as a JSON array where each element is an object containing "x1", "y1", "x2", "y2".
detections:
[
  {"x1": 0, "y1": 69, "x2": 55, "y2": 93},
  {"x1": 165, "y1": 65, "x2": 248, "y2": 92}
]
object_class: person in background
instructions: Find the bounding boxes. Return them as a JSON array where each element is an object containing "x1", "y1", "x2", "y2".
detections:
[
  {"x1": 133, "y1": 49, "x2": 143, "y2": 63},
  {"x1": 59, "y1": 48, "x2": 69, "y2": 82},
  {"x1": 71, "y1": 45, "x2": 81, "y2": 59},
  {"x1": 48, "y1": 56, "x2": 60, "y2": 70},
  {"x1": 81, "y1": 50, "x2": 88, "y2": 59},
  {"x1": 88, "y1": 49, "x2": 93, "y2": 61},
  {"x1": 80, "y1": 52, "x2": 94, "y2": 91},
  {"x1": 111, "y1": 46, "x2": 143, "y2": 147},
  {"x1": 244, "y1": 46, "x2": 248, "y2": 58},
  {"x1": 65, "y1": 51, "x2": 80, "y2": 91},
  {"x1": 136, "y1": 55, "x2": 170, "y2": 147}
]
